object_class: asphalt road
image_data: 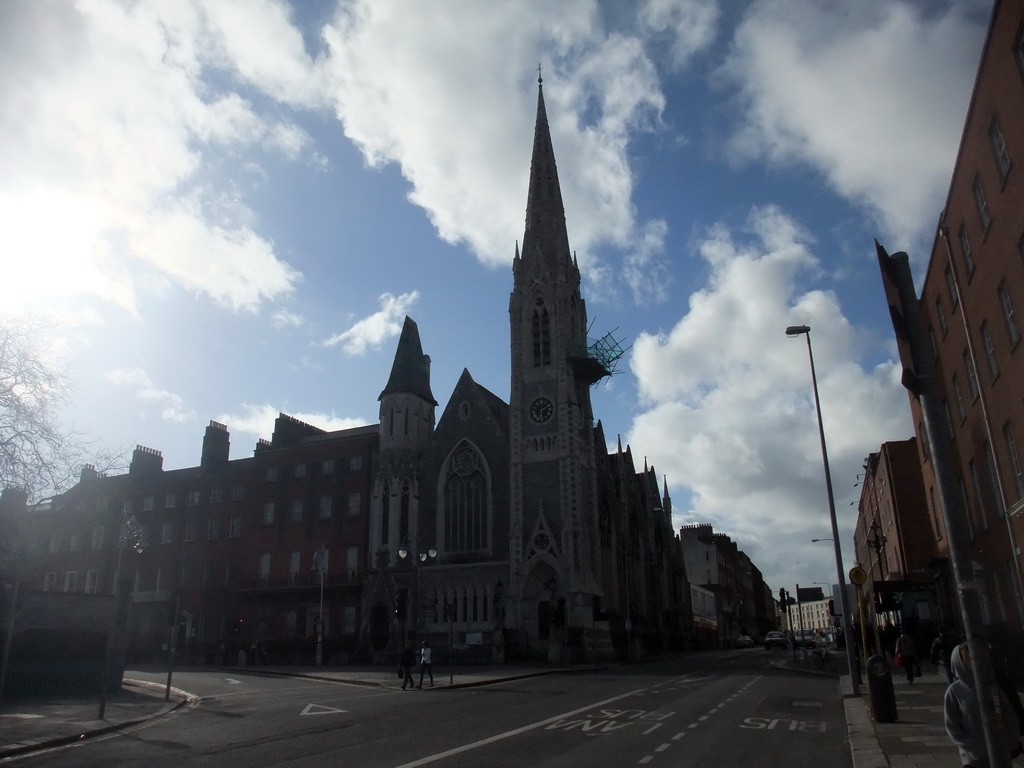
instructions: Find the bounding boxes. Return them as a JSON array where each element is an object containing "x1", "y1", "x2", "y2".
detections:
[{"x1": 10, "y1": 650, "x2": 851, "y2": 768}]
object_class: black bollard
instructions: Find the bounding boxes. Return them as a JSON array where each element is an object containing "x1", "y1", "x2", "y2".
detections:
[{"x1": 866, "y1": 655, "x2": 898, "y2": 723}]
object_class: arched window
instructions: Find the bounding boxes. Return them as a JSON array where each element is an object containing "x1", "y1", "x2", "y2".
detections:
[
  {"x1": 532, "y1": 300, "x2": 550, "y2": 367},
  {"x1": 444, "y1": 444, "x2": 489, "y2": 553},
  {"x1": 399, "y1": 482, "x2": 410, "y2": 542},
  {"x1": 381, "y1": 482, "x2": 390, "y2": 546}
]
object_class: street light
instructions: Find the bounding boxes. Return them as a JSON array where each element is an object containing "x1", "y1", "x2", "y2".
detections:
[
  {"x1": 99, "y1": 508, "x2": 143, "y2": 718},
  {"x1": 398, "y1": 538, "x2": 436, "y2": 644},
  {"x1": 786, "y1": 324, "x2": 860, "y2": 695},
  {"x1": 813, "y1": 581, "x2": 833, "y2": 596},
  {"x1": 312, "y1": 546, "x2": 329, "y2": 667}
]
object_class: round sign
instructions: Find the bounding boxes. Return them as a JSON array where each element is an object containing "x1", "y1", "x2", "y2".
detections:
[{"x1": 849, "y1": 566, "x2": 868, "y2": 586}]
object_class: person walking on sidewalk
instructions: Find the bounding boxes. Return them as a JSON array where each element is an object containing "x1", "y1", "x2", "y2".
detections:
[
  {"x1": 418, "y1": 641, "x2": 434, "y2": 688},
  {"x1": 944, "y1": 642, "x2": 1022, "y2": 767},
  {"x1": 400, "y1": 641, "x2": 416, "y2": 690},
  {"x1": 895, "y1": 629, "x2": 919, "y2": 683},
  {"x1": 931, "y1": 626, "x2": 959, "y2": 685}
]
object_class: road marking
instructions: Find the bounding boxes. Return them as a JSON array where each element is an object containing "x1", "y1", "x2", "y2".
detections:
[
  {"x1": 643, "y1": 724, "x2": 663, "y2": 735},
  {"x1": 225, "y1": 678, "x2": 241, "y2": 685},
  {"x1": 301, "y1": 703, "x2": 348, "y2": 716},
  {"x1": 392, "y1": 688, "x2": 647, "y2": 768},
  {"x1": 655, "y1": 744, "x2": 670, "y2": 752}
]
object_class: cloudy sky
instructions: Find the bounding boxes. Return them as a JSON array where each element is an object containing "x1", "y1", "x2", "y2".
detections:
[{"x1": 1, "y1": 0, "x2": 992, "y2": 593}]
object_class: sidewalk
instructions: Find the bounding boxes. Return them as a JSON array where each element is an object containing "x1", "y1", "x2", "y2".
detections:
[{"x1": 0, "y1": 659, "x2": 962, "y2": 765}]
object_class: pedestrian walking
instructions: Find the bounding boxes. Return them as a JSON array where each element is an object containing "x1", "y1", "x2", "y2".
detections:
[
  {"x1": 418, "y1": 641, "x2": 434, "y2": 688},
  {"x1": 895, "y1": 629, "x2": 919, "y2": 683},
  {"x1": 399, "y1": 641, "x2": 415, "y2": 690},
  {"x1": 944, "y1": 642, "x2": 1023, "y2": 767},
  {"x1": 930, "y1": 626, "x2": 959, "y2": 685}
]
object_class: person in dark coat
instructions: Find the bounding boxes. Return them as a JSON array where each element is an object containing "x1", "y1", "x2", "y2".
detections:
[
  {"x1": 930, "y1": 626, "x2": 959, "y2": 684},
  {"x1": 400, "y1": 641, "x2": 416, "y2": 690}
]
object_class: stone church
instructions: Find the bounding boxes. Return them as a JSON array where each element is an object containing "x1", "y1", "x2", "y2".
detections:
[{"x1": 361, "y1": 77, "x2": 691, "y2": 661}]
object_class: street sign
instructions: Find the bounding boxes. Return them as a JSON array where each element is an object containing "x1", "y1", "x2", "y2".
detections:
[{"x1": 849, "y1": 566, "x2": 867, "y2": 586}]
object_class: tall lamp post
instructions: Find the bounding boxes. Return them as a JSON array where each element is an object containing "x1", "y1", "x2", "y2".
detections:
[
  {"x1": 313, "y1": 546, "x2": 328, "y2": 667},
  {"x1": 786, "y1": 324, "x2": 860, "y2": 695},
  {"x1": 99, "y1": 509, "x2": 143, "y2": 718},
  {"x1": 398, "y1": 537, "x2": 436, "y2": 644}
]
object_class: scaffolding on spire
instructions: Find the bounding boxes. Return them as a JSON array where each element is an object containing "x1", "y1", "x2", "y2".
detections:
[{"x1": 567, "y1": 327, "x2": 629, "y2": 386}]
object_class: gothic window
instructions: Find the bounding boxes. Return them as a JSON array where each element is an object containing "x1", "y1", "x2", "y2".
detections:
[
  {"x1": 532, "y1": 299, "x2": 551, "y2": 367},
  {"x1": 444, "y1": 443, "x2": 489, "y2": 553},
  {"x1": 381, "y1": 482, "x2": 390, "y2": 545},
  {"x1": 400, "y1": 482, "x2": 410, "y2": 542}
]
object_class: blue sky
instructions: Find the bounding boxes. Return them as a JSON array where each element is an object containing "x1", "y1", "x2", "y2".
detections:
[{"x1": 1, "y1": 0, "x2": 991, "y2": 592}]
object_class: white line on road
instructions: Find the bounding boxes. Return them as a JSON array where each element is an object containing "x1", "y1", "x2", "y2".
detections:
[{"x1": 391, "y1": 688, "x2": 647, "y2": 768}]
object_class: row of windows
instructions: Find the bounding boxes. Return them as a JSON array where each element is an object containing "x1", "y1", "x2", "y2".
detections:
[
  {"x1": 264, "y1": 456, "x2": 363, "y2": 482},
  {"x1": 257, "y1": 546, "x2": 361, "y2": 584},
  {"x1": 261, "y1": 493, "x2": 361, "y2": 525}
]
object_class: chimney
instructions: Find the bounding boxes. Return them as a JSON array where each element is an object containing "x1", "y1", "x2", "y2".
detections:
[
  {"x1": 129, "y1": 445, "x2": 163, "y2": 476},
  {"x1": 201, "y1": 420, "x2": 230, "y2": 470}
]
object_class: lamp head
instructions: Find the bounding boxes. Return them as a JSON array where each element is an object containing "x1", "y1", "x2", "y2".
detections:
[
  {"x1": 785, "y1": 325, "x2": 810, "y2": 337},
  {"x1": 398, "y1": 547, "x2": 408, "y2": 559}
]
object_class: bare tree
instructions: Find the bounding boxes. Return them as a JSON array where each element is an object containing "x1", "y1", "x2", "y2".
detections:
[{"x1": 0, "y1": 316, "x2": 119, "y2": 502}]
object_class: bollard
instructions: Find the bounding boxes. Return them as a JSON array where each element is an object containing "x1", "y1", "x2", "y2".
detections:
[{"x1": 866, "y1": 655, "x2": 897, "y2": 722}]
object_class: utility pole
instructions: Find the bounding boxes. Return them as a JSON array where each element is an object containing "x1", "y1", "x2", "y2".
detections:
[{"x1": 877, "y1": 243, "x2": 1010, "y2": 768}]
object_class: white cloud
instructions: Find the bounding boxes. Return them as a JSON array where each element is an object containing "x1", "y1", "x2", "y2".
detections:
[
  {"x1": 0, "y1": 0, "x2": 312, "y2": 313},
  {"x1": 105, "y1": 367, "x2": 196, "y2": 424},
  {"x1": 218, "y1": 403, "x2": 369, "y2": 441},
  {"x1": 319, "y1": 0, "x2": 672, "y2": 290},
  {"x1": 271, "y1": 309, "x2": 305, "y2": 329},
  {"x1": 628, "y1": 206, "x2": 912, "y2": 588},
  {"x1": 718, "y1": 0, "x2": 986, "y2": 253},
  {"x1": 321, "y1": 291, "x2": 420, "y2": 355}
]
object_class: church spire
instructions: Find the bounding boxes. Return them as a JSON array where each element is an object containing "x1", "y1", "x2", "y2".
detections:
[
  {"x1": 379, "y1": 316, "x2": 437, "y2": 405},
  {"x1": 522, "y1": 67, "x2": 572, "y2": 274}
]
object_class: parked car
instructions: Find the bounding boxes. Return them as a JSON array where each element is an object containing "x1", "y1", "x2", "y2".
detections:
[
  {"x1": 793, "y1": 629, "x2": 816, "y2": 648},
  {"x1": 735, "y1": 635, "x2": 754, "y2": 648},
  {"x1": 763, "y1": 630, "x2": 787, "y2": 650}
]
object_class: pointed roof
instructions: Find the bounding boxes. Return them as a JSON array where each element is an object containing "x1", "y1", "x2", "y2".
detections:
[
  {"x1": 379, "y1": 316, "x2": 437, "y2": 405},
  {"x1": 521, "y1": 71, "x2": 572, "y2": 273}
]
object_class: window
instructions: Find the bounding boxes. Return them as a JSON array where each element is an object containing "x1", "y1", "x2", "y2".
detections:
[
  {"x1": 143, "y1": 496, "x2": 155, "y2": 512},
  {"x1": 983, "y1": 441, "x2": 1005, "y2": 518},
  {"x1": 259, "y1": 553, "x2": 271, "y2": 586},
  {"x1": 346, "y1": 545, "x2": 359, "y2": 582},
  {"x1": 64, "y1": 572, "x2": 78, "y2": 593},
  {"x1": 945, "y1": 266, "x2": 959, "y2": 307},
  {"x1": 188, "y1": 490, "x2": 201, "y2": 506},
  {"x1": 69, "y1": 533, "x2": 82, "y2": 552},
  {"x1": 184, "y1": 519, "x2": 197, "y2": 542},
  {"x1": 347, "y1": 492, "x2": 360, "y2": 516},
  {"x1": 294, "y1": 463, "x2": 307, "y2": 479},
  {"x1": 969, "y1": 460, "x2": 987, "y2": 535},
  {"x1": 43, "y1": 572, "x2": 57, "y2": 592},
  {"x1": 1004, "y1": 422, "x2": 1024, "y2": 501},
  {"x1": 998, "y1": 282, "x2": 1021, "y2": 346},
  {"x1": 972, "y1": 176, "x2": 991, "y2": 231},
  {"x1": 231, "y1": 484, "x2": 244, "y2": 501},
  {"x1": 381, "y1": 483, "x2": 390, "y2": 545},
  {"x1": 981, "y1": 322, "x2": 999, "y2": 380},
  {"x1": 288, "y1": 551, "x2": 300, "y2": 585},
  {"x1": 344, "y1": 606, "x2": 357, "y2": 634},
  {"x1": 161, "y1": 520, "x2": 174, "y2": 544},
  {"x1": 263, "y1": 502, "x2": 275, "y2": 525},
  {"x1": 85, "y1": 570, "x2": 99, "y2": 594},
  {"x1": 209, "y1": 487, "x2": 224, "y2": 504},
  {"x1": 229, "y1": 514, "x2": 242, "y2": 538},
  {"x1": 265, "y1": 467, "x2": 278, "y2": 482},
  {"x1": 400, "y1": 484, "x2": 410, "y2": 542},
  {"x1": 531, "y1": 299, "x2": 551, "y2": 367},
  {"x1": 91, "y1": 526, "x2": 104, "y2": 550},
  {"x1": 935, "y1": 298, "x2": 948, "y2": 336},
  {"x1": 290, "y1": 499, "x2": 304, "y2": 522},
  {"x1": 207, "y1": 517, "x2": 220, "y2": 540},
  {"x1": 350, "y1": 455, "x2": 362, "y2": 472},
  {"x1": 963, "y1": 349, "x2": 979, "y2": 399},
  {"x1": 165, "y1": 493, "x2": 176, "y2": 509},
  {"x1": 952, "y1": 375, "x2": 966, "y2": 422},
  {"x1": 958, "y1": 226, "x2": 974, "y2": 276},
  {"x1": 989, "y1": 116, "x2": 1011, "y2": 180},
  {"x1": 319, "y1": 495, "x2": 332, "y2": 519},
  {"x1": 322, "y1": 459, "x2": 334, "y2": 475},
  {"x1": 443, "y1": 443, "x2": 489, "y2": 553}
]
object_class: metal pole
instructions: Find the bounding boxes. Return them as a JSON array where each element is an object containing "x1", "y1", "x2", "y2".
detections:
[
  {"x1": 165, "y1": 590, "x2": 180, "y2": 701},
  {"x1": 801, "y1": 331, "x2": 860, "y2": 693},
  {"x1": 98, "y1": 540, "x2": 126, "y2": 719}
]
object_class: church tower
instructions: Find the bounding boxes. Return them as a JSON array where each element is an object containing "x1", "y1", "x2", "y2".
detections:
[
  {"x1": 508, "y1": 73, "x2": 602, "y2": 650},
  {"x1": 372, "y1": 316, "x2": 437, "y2": 566}
]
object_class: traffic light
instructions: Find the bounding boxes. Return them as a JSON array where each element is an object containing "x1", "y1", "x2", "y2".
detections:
[
  {"x1": 828, "y1": 599, "x2": 835, "y2": 616},
  {"x1": 779, "y1": 588, "x2": 788, "y2": 612},
  {"x1": 395, "y1": 589, "x2": 407, "y2": 620}
]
